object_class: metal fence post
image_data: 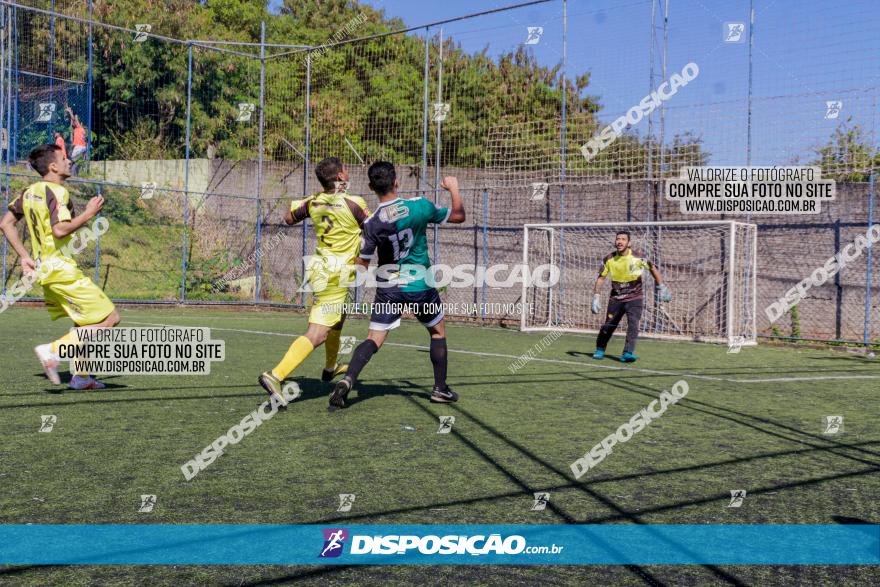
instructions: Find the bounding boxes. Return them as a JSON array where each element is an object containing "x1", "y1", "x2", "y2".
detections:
[
  {"x1": 0, "y1": 5, "x2": 6, "y2": 295},
  {"x1": 254, "y1": 21, "x2": 266, "y2": 304},
  {"x1": 421, "y1": 27, "x2": 430, "y2": 194},
  {"x1": 181, "y1": 43, "x2": 193, "y2": 302},
  {"x1": 301, "y1": 51, "x2": 311, "y2": 306},
  {"x1": 433, "y1": 28, "x2": 443, "y2": 264},
  {"x1": 12, "y1": 3, "x2": 17, "y2": 160},
  {"x1": 560, "y1": 0, "x2": 567, "y2": 223},
  {"x1": 481, "y1": 188, "x2": 488, "y2": 319},
  {"x1": 86, "y1": 0, "x2": 93, "y2": 172},
  {"x1": 48, "y1": 0, "x2": 54, "y2": 141},
  {"x1": 746, "y1": 0, "x2": 754, "y2": 169},
  {"x1": 94, "y1": 182, "x2": 102, "y2": 284},
  {"x1": 864, "y1": 172, "x2": 875, "y2": 348},
  {"x1": 556, "y1": 0, "x2": 568, "y2": 326}
]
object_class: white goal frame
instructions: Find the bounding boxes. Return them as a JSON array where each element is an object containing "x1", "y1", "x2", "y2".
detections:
[{"x1": 521, "y1": 220, "x2": 758, "y2": 345}]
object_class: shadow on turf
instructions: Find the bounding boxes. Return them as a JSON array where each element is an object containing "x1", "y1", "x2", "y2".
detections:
[
  {"x1": 807, "y1": 353, "x2": 879, "y2": 364},
  {"x1": 4, "y1": 372, "x2": 874, "y2": 586},
  {"x1": 567, "y1": 350, "x2": 623, "y2": 361},
  {"x1": 597, "y1": 375, "x2": 880, "y2": 464}
]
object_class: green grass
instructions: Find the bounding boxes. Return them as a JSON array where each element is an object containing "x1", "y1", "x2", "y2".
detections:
[{"x1": 1, "y1": 305, "x2": 879, "y2": 585}]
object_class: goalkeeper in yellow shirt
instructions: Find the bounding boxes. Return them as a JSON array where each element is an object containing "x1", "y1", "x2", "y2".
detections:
[{"x1": 258, "y1": 157, "x2": 369, "y2": 402}]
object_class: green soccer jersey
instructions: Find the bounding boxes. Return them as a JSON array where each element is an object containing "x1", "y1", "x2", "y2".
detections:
[{"x1": 358, "y1": 197, "x2": 450, "y2": 292}]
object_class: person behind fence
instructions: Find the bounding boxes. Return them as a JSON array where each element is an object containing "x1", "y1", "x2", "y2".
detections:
[
  {"x1": 590, "y1": 230, "x2": 671, "y2": 363},
  {"x1": 0, "y1": 143, "x2": 120, "y2": 390},
  {"x1": 257, "y1": 157, "x2": 370, "y2": 404},
  {"x1": 52, "y1": 131, "x2": 67, "y2": 161},
  {"x1": 64, "y1": 105, "x2": 88, "y2": 174}
]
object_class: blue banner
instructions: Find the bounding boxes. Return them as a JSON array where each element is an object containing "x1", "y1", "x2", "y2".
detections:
[{"x1": 1, "y1": 525, "x2": 877, "y2": 565}]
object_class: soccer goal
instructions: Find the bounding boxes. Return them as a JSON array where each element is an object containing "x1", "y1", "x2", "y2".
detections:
[{"x1": 521, "y1": 221, "x2": 758, "y2": 345}]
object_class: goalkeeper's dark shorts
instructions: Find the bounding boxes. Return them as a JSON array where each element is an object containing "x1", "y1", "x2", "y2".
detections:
[{"x1": 368, "y1": 287, "x2": 444, "y2": 331}]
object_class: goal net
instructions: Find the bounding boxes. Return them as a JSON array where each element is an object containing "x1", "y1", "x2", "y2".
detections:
[{"x1": 522, "y1": 221, "x2": 758, "y2": 345}]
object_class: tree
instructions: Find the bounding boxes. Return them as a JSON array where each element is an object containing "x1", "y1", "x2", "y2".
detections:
[{"x1": 810, "y1": 120, "x2": 879, "y2": 182}]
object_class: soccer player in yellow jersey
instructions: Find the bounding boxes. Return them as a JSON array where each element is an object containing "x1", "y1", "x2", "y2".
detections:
[
  {"x1": 258, "y1": 157, "x2": 369, "y2": 402},
  {"x1": 0, "y1": 144, "x2": 120, "y2": 389},
  {"x1": 590, "y1": 230, "x2": 670, "y2": 363}
]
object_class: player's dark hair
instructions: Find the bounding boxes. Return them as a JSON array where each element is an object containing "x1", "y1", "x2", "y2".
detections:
[
  {"x1": 28, "y1": 143, "x2": 62, "y2": 177},
  {"x1": 616, "y1": 230, "x2": 631, "y2": 241},
  {"x1": 315, "y1": 157, "x2": 344, "y2": 190},
  {"x1": 368, "y1": 161, "x2": 396, "y2": 196}
]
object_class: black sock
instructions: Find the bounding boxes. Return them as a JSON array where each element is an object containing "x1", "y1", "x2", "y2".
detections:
[
  {"x1": 346, "y1": 339, "x2": 378, "y2": 384},
  {"x1": 429, "y1": 337, "x2": 448, "y2": 389}
]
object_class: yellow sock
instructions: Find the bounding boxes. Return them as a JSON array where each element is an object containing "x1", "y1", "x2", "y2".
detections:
[
  {"x1": 51, "y1": 329, "x2": 80, "y2": 355},
  {"x1": 271, "y1": 336, "x2": 314, "y2": 380},
  {"x1": 324, "y1": 329, "x2": 342, "y2": 369}
]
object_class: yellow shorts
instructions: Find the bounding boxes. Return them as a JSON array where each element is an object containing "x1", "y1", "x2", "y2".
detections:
[
  {"x1": 43, "y1": 277, "x2": 116, "y2": 326},
  {"x1": 308, "y1": 286, "x2": 351, "y2": 327}
]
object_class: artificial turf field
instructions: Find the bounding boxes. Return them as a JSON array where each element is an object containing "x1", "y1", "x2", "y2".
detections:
[{"x1": 1, "y1": 304, "x2": 878, "y2": 586}]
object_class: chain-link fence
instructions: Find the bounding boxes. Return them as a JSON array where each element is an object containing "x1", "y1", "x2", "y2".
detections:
[{"x1": 1, "y1": 0, "x2": 878, "y2": 344}]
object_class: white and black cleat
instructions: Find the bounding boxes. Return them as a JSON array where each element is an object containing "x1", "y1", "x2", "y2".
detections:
[{"x1": 430, "y1": 385, "x2": 458, "y2": 404}]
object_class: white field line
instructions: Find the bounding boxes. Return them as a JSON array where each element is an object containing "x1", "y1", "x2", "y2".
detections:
[{"x1": 124, "y1": 321, "x2": 880, "y2": 384}]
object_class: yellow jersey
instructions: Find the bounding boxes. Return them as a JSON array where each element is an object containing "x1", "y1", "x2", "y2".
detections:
[
  {"x1": 291, "y1": 191, "x2": 370, "y2": 261},
  {"x1": 8, "y1": 181, "x2": 82, "y2": 285},
  {"x1": 599, "y1": 249, "x2": 654, "y2": 301}
]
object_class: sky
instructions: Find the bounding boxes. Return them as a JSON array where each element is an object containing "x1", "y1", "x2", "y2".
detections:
[{"x1": 272, "y1": 0, "x2": 880, "y2": 166}]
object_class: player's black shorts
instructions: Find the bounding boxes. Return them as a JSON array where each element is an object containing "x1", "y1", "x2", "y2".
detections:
[{"x1": 368, "y1": 287, "x2": 444, "y2": 331}]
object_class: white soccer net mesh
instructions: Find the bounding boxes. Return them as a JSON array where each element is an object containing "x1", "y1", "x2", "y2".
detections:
[{"x1": 522, "y1": 222, "x2": 757, "y2": 344}]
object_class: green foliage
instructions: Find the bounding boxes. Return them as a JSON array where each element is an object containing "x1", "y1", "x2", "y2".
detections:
[
  {"x1": 811, "y1": 120, "x2": 879, "y2": 181},
  {"x1": 31, "y1": 0, "x2": 678, "y2": 171},
  {"x1": 790, "y1": 304, "x2": 801, "y2": 339}
]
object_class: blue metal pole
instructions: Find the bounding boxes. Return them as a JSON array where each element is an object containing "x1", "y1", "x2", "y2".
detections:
[
  {"x1": 300, "y1": 51, "x2": 311, "y2": 306},
  {"x1": 181, "y1": 44, "x2": 193, "y2": 302},
  {"x1": 433, "y1": 28, "x2": 443, "y2": 264},
  {"x1": 86, "y1": 0, "x2": 93, "y2": 172},
  {"x1": 560, "y1": 0, "x2": 567, "y2": 220},
  {"x1": 556, "y1": 0, "x2": 567, "y2": 326},
  {"x1": 12, "y1": 4, "x2": 17, "y2": 160},
  {"x1": 1, "y1": 6, "x2": 7, "y2": 295},
  {"x1": 93, "y1": 183, "x2": 101, "y2": 283},
  {"x1": 254, "y1": 21, "x2": 266, "y2": 304},
  {"x1": 481, "y1": 188, "x2": 488, "y2": 319},
  {"x1": 421, "y1": 27, "x2": 429, "y2": 195},
  {"x1": 48, "y1": 0, "x2": 54, "y2": 141},
  {"x1": 864, "y1": 172, "x2": 875, "y2": 348}
]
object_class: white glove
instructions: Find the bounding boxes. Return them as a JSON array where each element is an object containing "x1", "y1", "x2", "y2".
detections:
[
  {"x1": 658, "y1": 283, "x2": 671, "y2": 302},
  {"x1": 591, "y1": 294, "x2": 601, "y2": 314}
]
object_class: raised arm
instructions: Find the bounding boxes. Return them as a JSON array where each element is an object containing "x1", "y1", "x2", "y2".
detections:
[
  {"x1": 286, "y1": 197, "x2": 311, "y2": 226},
  {"x1": 64, "y1": 105, "x2": 80, "y2": 128},
  {"x1": 51, "y1": 196, "x2": 103, "y2": 239},
  {"x1": 440, "y1": 176, "x2": 465, "y2": 223}
]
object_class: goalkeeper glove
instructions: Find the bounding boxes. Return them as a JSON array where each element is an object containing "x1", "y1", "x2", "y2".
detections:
[
  {"x1": 591, "y1": 294, "x2": 601, "y2": 314},
  {"x1": 658, "y1": 283, "x2": 671, "y2": 302}
]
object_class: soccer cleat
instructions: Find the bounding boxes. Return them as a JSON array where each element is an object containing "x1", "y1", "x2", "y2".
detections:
[
  {"x1": 620, "y1": 351, "x2": 638, "y2": 363},
  {"x1": 321, "y1": 363, "x2": 349, "y2": 383},
  {"x1": 258, "y1": 372, "x2": 288, "y2": 408},
  {"x1": 328, "y1": 377, "x2": 352, "y2": 411},
  {"x1": 69, "y1": 375, "x2": 105, "y2": 390},
  {"x1": 592, "y1": 349, "x2": 605, "y2": 360},
  {"x1": 430, "y1": 385, "x2": 459, "y2": 404},
  {"x1": 34, "y1": 344, "x2": 61, "y2": 384}
]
